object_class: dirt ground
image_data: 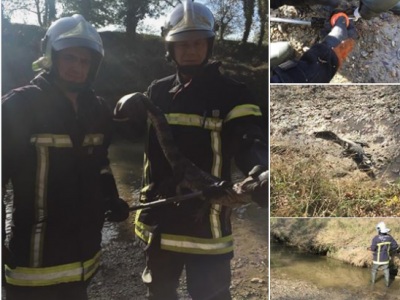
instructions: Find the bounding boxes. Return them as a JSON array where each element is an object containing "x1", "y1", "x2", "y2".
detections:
[
  {"x1": 270, "y1": 85, "x2": 400, "y2": 182},
  {"x1": 270, "y1": 1, "x2": 400, "y2": 83}
]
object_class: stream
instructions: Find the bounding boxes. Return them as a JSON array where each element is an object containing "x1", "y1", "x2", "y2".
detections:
[{"x1": 271, "y1": 241, "x2": 400, "y2": 299}]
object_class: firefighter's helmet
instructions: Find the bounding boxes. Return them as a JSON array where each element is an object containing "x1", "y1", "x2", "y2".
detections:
[
  {"x1": 376, "y1": 222, "x2": 390, "y2": 234},
  {"x1": 32, "y1": 14, "x2": 104, "y2": 76},
  {"x1": 162, "y1": 0, "x2": 216, "y2": 42}
]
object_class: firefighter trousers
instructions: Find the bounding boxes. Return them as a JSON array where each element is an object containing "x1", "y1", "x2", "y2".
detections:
[
  {"x1": 142, "y1": 248, "x2": 232, "y2": 300},
  {"x1": 371, "y1": 263, "x2": 390, "y2": 286}
]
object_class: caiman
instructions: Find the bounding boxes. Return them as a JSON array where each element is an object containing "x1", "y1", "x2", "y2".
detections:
[
  {"x1": 313, "y1": 130, "x2": 375, "y2": 179},
  {"x1": 114, "y1": 92, "x2": 269, "y2": 208}
]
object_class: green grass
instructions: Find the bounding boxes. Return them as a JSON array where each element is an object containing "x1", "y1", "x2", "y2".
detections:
[{"x1": 271, "y1": 147, "x2": 400, "y2": 217}]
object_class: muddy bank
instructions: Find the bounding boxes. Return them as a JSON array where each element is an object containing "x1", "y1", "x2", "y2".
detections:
[
  {"x1": 271, "y1": 85, "x2": 400, "y2": 181},
  {"x1": 270, "y1": 0, "x2": 400, "y2": 83}
]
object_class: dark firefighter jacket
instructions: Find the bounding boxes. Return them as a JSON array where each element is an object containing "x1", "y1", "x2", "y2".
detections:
[
  {"x1": 370, "y1": 234, "x2": 399, "y2": 265},
  {"x1": 135, "y1": 61, "x2": 268, "y2": 258},
  {"x1": 2, "y1": 73, "x2": 118, "y2": 286}
]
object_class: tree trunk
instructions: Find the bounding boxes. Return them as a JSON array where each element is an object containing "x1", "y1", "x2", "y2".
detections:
[
  {"x1": 125, "y1": 1, "x2": 139, "y2": 42},
  {"x1": 34, "y1": 0, "x2": 43, "y2": 27},
  {"x1": 241, "y1": 0, "x2": 255, "y2": 44},
  {"x1": 257, "y1": 0, "x2": 267, "y2": 47},
  {"x1": 48, "y1": 0, "x2": 56, "y2": 25}
]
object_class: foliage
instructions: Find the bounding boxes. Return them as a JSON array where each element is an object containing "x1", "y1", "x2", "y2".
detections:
[
  {"x1": 2, "y1": 0, "x2": 56, "y2": 28},
  {"x1": 206, "y1": 0, "x2": 243, "y2": 41},
  {"x1": 59, "y1": 0, "x2": 119, "y2": 27},
  {"x1": 270, "y1": 144, "x2": 400, "y2": 217},
  {"x1": 2, "y1": 0, "x2": 265, "y2": 42}
]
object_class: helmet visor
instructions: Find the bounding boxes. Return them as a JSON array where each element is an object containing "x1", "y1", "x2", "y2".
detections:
[
  {"x1": 53, "y1": 38, "x2": 104, "y2": 56},
  {"x1": 166, "y1": 30, "x2": 215, "y2": 42}
]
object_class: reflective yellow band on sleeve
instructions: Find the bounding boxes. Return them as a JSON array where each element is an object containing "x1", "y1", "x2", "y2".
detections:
[
  {"x1": 5, "y1": 251, "x2": 101, "y2": 286},
  {"x1": 224, "y1": 104, "x2": 262, "y2": 123}
]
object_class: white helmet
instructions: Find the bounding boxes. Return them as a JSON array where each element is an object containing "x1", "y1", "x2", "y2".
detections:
[
  {"x1": 376, "y1": 222, "x2": 390, "y2": 234},
  {"x1": 32, "y1": 14, "x2": 104, "y2": 73},
  {"x1": 162, "y1": 0, "x2": 216, "y2": 42}
]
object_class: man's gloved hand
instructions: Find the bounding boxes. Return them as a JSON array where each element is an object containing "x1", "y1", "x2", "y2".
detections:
[
  {"x1": 358, "y1": 0, "x2": 400, "y2": 19},
  {"x1": 202, "y1": 181, "x2": 231, "y2": 199},
  {"x1": 232, "y1": 165, "x2": 269, "y2": 208},
  {"x1": 113, "y1": 92, "x2": 148, "y2": 124},
  {"x1": 322, "y1": 16, "x2": 357, "y2": 68},
  {"x1": 105, "y1": 197, "x2": 130, "y2": 222},
  {"x1": 248, "y1": 165, "x2": 269, "y2": 208}
]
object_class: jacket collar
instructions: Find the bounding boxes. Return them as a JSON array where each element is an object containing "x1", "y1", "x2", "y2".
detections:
[{"x1": 168, "y1": 61, "x2": 222, "y2": 94}]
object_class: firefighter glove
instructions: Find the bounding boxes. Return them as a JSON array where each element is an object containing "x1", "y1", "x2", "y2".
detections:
[
  {"x1": 113, "y1": 92, "x2": 148, "y2": 124},
  {"x1": 105, "y1": 197, "x2": 130, "y2": 222},
  {"x1": 248, "y1": 165, "x2": 269, "y2": 208},
  {"x1": 202, "y1": 181, "x2": 231, "y2": 199},
  {"x1": 322, "y1": 16, "x2": 357, "y2": 67}
]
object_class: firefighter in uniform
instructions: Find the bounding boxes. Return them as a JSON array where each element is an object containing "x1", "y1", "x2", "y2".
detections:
[
  {"x1": 114, "y1": 1, "x2": 268, "y2": 299},
  {"x1": 2, "y1": 15, "x2": 129, "y2": 300},
  {"x1": 368, "y1": 222, "x2": 399, "y2": 287},
  {"x1": 270, "y1": 0, "x2": 400, "y2": 83}
]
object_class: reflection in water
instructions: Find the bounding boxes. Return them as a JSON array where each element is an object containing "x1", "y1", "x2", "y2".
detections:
[{"x1": 271, "y1": 242, "x2": 400, "y2": 296}]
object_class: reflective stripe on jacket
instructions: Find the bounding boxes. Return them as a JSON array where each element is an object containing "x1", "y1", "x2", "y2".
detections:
[
  {"x1": 135, "y1": 62, "x2": 268, "y2": 257},
  {"x1": 371, "y1": 234, "x2": 399, "y2": 265},
  {"x1": 2, "y1": 74, "x2": 116, "y2": 286}
]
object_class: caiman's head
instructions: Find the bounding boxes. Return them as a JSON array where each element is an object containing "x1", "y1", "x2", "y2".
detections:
[{"x1": 313, "y1": 131, "x2": 337, "y2": 141}]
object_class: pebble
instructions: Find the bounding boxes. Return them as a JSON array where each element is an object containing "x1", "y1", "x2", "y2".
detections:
[{"x1": 251, "y1": 277, "x2": 266, "y2": 284}]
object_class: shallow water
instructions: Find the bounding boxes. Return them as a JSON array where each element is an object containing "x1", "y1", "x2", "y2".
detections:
[{"x1": 271, "y1": 242, "x2": 400, "y2": 297}]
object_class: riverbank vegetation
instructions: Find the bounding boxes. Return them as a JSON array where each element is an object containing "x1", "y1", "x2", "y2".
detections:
[
  {"x1": 270, "y1": 218, "x2": 400, "y2": 268},
  {"x1": 270, "y1": 144, "x2": 400, "y2": 217}
]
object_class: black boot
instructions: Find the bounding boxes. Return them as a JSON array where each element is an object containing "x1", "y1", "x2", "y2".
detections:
[
  {"x1": 390, "y1": 2, "x2": 400, "y2": 15},
  {"x1": 371, "y1": 273, "x2": 376, "y2": 285}
]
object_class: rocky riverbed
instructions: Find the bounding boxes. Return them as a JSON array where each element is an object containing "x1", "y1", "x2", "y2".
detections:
[{"x1": 270, "y1": 0, "x2": 400, "y2": 83}]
